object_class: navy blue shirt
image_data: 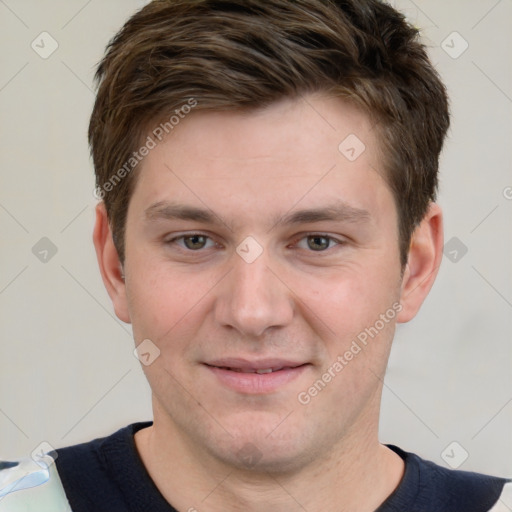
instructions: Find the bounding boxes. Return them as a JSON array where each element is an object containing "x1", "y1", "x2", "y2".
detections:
[{"x1": 55, "y1": 422, "x2": 508, "y2": 511}]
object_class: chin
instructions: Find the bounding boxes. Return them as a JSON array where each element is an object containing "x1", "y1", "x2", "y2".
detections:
[
  {"x1": 220, "y1": 442, "x2": 312, "y2": 474},
  {"x1": 205, "y1": 419, "x2": 317, "y2": 475}
]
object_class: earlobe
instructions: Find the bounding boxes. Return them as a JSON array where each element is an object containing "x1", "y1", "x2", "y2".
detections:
[
  {"x1": 92, "y1": 203, "x2": 131, "y2": 324},
  {"x1": 397, "y1": 203, "x2": 444, "y2": 324}
]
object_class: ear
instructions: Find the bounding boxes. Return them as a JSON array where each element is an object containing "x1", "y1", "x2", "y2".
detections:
[
  {"x1": 397, "y1": 203, "x2": 443, "y2": 323},
  {"x1": 92, "y1": 202, "x2": 131, "y2": 324}
]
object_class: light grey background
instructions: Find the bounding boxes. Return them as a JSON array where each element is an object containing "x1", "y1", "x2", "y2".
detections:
[{"x1": 0, "y1": 0, "x2": 511, "y2": 477}]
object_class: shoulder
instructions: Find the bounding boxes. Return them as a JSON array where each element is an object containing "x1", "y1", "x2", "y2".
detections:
[
  {"x1": 488, "y1": 482, "x2": 512, "y2": 511},
  {"x1": 0, "y1": 453, "x2": 72, "y2": 511},
  {"x1": 0, "y1": 423, "x2": 150, "y2": 511},
  {"x1": 53, "y1": 422, "x2": 154, "y2": 511},
  {"x1": 384, "y1": 445, "x2": 511, "y2": 512}
]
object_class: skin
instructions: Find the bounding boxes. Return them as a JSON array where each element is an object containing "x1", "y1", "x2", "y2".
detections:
[{"x1": 94, "y1": 94, "x2": 443, "y2": 511}]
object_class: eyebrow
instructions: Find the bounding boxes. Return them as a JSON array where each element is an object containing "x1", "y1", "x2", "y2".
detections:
[
  {"x1": 144, "y1": 200, "x2": 371, "y2": 229},
  {"x1": 145, "y1": 202, "x2": 216, "y2": 223},
  {"x1": 277, "y1": 202, "x2": 371, "y2": 226}
]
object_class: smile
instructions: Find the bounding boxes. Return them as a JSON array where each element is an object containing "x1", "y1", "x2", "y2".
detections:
[
  {"x1": 203, "y1": 359, "x2": 310, "y2": 394},
  {"x1": 212, "y1": 366, "x2": 296, "y2": 374}
]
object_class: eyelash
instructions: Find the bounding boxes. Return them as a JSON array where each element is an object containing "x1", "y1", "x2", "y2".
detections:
[
  {"x1": 293, "y1": 234, "x2": 343, "y2": 251},
  {"x1": 165, "y1": 233, "x2": 218, "y2": 251},
  {"x1": 165, "y1": 232, "x2": 345, "y2": 253}
]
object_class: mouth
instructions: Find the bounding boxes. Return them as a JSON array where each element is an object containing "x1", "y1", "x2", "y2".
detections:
[
  {"x1": 203, "y1": 358, "x2": 310, "y2": 394},
  {"x1": 205, "y1": 357, "x2": 308, "y2": 372},
  {"x1": 207, "y1": 365, "x2": 303, "y2": 374}
]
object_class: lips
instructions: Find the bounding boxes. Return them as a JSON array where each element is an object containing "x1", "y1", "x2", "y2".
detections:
[
  {"x1": 205, "y1": 358, "x2": 307, "y2": 373},
  {"x1": 204, "y1": 358, "x2": 310, "y2": 394},
  {"x1": 210, "y1": 365, "x2": 300, "y2": 374}
]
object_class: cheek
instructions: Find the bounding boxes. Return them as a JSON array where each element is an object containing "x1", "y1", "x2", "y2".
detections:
[
  {"x1": 297, "y1": 262, "x2": 401, "y2": 341},
  {"x1": 125, "y1": 252, "x2": 218, "y2": 344}
]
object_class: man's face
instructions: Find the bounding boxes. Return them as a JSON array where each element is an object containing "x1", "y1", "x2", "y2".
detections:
[{"x1": 121, "y1": 95, "x2": 406, "y2": 471}]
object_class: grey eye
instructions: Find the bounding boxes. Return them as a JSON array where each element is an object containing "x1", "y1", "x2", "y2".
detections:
[
  {"x1": 306, "y1": 235, "x2": 331, "y2": 251},
  {"x1": 183, "y1": 235, "x2": 208, "y2": 250}
]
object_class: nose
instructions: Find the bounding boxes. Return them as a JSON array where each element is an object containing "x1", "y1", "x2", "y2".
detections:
[{"x1": 214, "y1": 248, "x2": 294, "y2": 338}]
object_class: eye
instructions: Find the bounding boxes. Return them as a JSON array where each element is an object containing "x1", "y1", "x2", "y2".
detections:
[
  {"x1": 295, "y1": 234, "x2": 342, "y2": 252},
  {"x1": 167, "y1": 234, "x2": 216, "y2": 251}
]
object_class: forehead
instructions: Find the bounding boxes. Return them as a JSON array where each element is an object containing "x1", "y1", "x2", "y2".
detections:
[
  {"x1": 130, "y1": 94, "x2": 393, "y2": 226},
  {"x1": 158, "y1": 95, "x2": 377, "y2": 172}
]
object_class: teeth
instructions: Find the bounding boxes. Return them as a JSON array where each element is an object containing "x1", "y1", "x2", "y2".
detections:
[{"x1": 216, "y1": 366, "x2": 289, "y2": 373}]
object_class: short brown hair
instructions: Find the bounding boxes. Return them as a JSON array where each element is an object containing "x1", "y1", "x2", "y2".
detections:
[{"x1": 89, "y1": 0, "x2": 450, "y2": 266}]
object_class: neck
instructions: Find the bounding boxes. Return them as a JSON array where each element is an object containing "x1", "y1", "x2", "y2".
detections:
[{"x1": 134, "y1": 400, "x2": 404, "y2": 512}]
